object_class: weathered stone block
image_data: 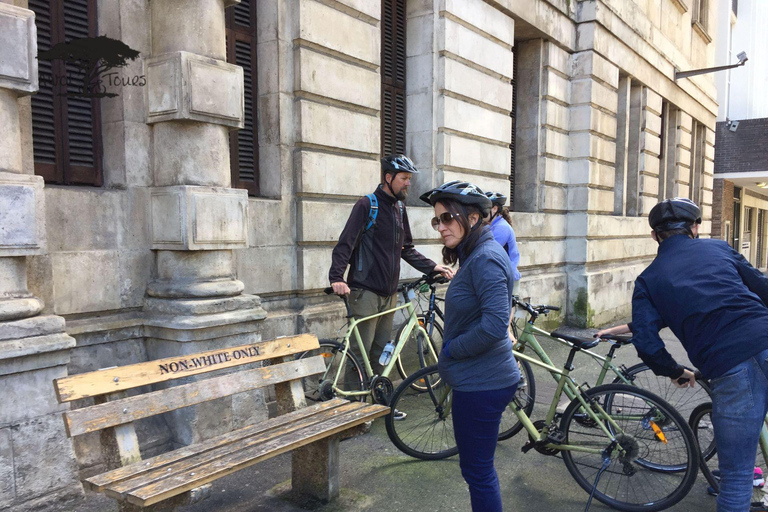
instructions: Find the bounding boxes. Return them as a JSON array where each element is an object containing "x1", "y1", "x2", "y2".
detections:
[
  {"x1": 642, "y1": 132, "x2": 661, "y2": 156},
  {"x1": 640, "y1": 174, "x2": 659, "y2": 196},
  {"x1": 145, "y1": 51, "x2": 244, "y2": 128},
  {"x1": 45, "y1": 187, "x2": 119, "y2": 252},
  {"x1": 299, "y1": 200, "x2": 357, "y2": 243},
  {"x1": 570, "y1": 78, "x2": 617, "y2": 113},
  {"x1": 0, "y1": 3, "x2": 38, "y2": 94},
  {"x1": 51, "y1": 251, "x2": 120, "y2": 315},
  {"x1": 0, "y1": 428, "x2": 12, "y2": 504},
  {"x1": 440, "y1": 133, "x2": 511, "y2": 176},
  {"x1": 569, "y1": 132, "x2": 615, "y2": 163},
  {"x1": 11, "y1": 414, "x2": 80, "y2": 501},
  {"x1": 442, "y1": 58, "x2": 512, "y2": 111},
  {"x1": 297, "y1": 151, "x2": 378, "y2": 197},
  {"x1": 511, "y1": 211, "x2": 567, "y2": 238},
  {"x1": 0, "y1": 365, "x2": 69, "y2": 424},
  {"x1": 406, "y1": 13, "x2": 433, "y2": 57},
  {"x1": 676, "y1": 147, "x2": 691, "y2": 167},
  {"x1": 543, "y1": 41, "x2": 570, "y2": 75},
  {"x1": 702, "y1": 189, "x2": 713, "y2": 205},
  {"x1": 298, "y1": 0, "x2": 379, "y2": 66},
  {"x1": 518, "y1": 239, "x2": 566, "y2": 268},
  {"x1": 644, "y1": 110, "x2": 662, "y2": 136},
  {"x1": 543, "y1": 128, "x2": 569, "y2": 158},
  {"x1": 296, "y1": 99, "x2": 379, "y2": 153},
  {"x1": 571, "y1": 51, "x2": 618, "y2": 88},
  {"x1": 442, "y1": 18, "x2": 513, "y2": 78},
  {"x1": 150, "y1": 186, "x2": 248, "y2": 250},
  {"x1": 237, "y1": 245, "x2": 296, "y2": 295},
  {"x1": 544, "y1": 157, "x2": 569, "y2": 185},
  {"x1": 0, "y1": 172, "x2": 45, "y2": 256},
  {"x1": 641, "y1": 153, "x2": 660, "y2": 175},
  {"x1": 441, "y1": 95, "x2": 511, "y2": 144},
  {"x1": 401, "y1": 243, "x2": 442, "y2": 279},
  {"x1": 643, "y1": 87, "x2": 663, "y2": 116},
  {"x1": 679, "y1": 129, "x2": 692, "y2": 149},
  {"x1": 541, "y1": 183, "x2": 567, "y2": 212},
  {"x1": 569, "y1": 105, "x2": 616, "y2": 138},
  {"x1": 543, "y1": 71, "x2": 569, "y2": 102},
  {"x1": 543, "y1": 101, "x2": 569, "y2": 131},
  {"x1": 406, "y1": 91, "x2": 434, "y2": 133},
  {"x1": 296, "y1": 47, "x2": 379, "y2": 110},
  {"x1": 407, "y1": 53, "x2": 434, "y2": 91},
  {"x1": 298, "y1": 247, "x2": 332, "y2": 291},
  {"x1": 585, "y1": 214, "x2": 648, "y2": 237},
  {"x1": 444, "y1": 0, "x2": 515, "y2": 45}
]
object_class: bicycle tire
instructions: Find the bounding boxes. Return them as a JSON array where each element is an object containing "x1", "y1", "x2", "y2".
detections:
[
  {"x1": 614, "y1": 363, "x2": 713, "y2": 432},
  {"x1": 560, "y1": 383, "x2": 699, "y2": 512},
  {"x1": 386, "y1": 365, "x2": 458, "y2": 460},
  {"x1": 396, "y1": 316, "x2": 442, "y2": 391},
  {"x1": 688, "y1": 402, "x2": 720, "y2": 493},
  {"x1": 297, "y1": 339, "x2": 366, "y2": 402},
  {"x1": 498, "y1": 359, "x2": 536, "y2": 440}
]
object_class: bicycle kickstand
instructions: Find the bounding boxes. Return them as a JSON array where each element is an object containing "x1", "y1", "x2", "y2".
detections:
[{"x1": 584, "y1": 441, "x2": 616, "y2": 512}]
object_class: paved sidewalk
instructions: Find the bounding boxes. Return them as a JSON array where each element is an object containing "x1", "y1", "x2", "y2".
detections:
[{"x1": 58, "y1": 325, "x2": 719, "y2": 512}]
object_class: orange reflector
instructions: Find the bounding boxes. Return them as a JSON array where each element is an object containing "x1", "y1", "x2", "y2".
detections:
[
  {"x1": 650, "y1": 421, "x2": 668, "y2": 444},
  {"x1": 322, "y1": 353, "x2": 334, "y2": 358}
]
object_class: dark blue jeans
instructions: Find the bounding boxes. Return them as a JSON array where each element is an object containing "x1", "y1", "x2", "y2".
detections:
[
  {"x1": 452, "y1": 385, "x2": 517, "y2": 512},
  {"x1": 711, "y1": 347, "x2": 768, "y2": 512}
]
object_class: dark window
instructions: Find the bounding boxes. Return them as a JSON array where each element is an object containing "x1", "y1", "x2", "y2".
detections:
[
  {"x1": 509, "y1": 45, "x2": 518, "y2": 211},
  {"x1": 30, "y1": 0, "x2": 102, "y2": 186},
  {"x1": 225, "y1": 0, "x2": 259, "y2": 196},
  {"x1": 381, "y1": 0, "x2": 406, "y2": 156}
]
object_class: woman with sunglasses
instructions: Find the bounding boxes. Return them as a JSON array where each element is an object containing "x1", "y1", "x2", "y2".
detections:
[{"x1": 420, "y1": 181, "x2": 520, "y2": 512}]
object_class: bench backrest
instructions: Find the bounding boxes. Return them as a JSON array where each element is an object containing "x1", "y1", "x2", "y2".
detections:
[{"x1": 53, "y1": 334, "x2": 323, "y2": 438}]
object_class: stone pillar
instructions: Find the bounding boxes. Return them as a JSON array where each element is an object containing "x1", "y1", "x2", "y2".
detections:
[
  {"x1": 143, "y1": 0, "x2": 266, "y2": 446},
  {"x1": 0, "y1": 3, "x2": 81, "y2": 509}
]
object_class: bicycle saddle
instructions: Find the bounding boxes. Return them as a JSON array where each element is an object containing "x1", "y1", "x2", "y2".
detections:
[
  {"x1": 599, "y1": 334, "x2": 633, "y2": 345},
  {"x1": 551, "y1": 330, "x2": 600, "y2": 350}
]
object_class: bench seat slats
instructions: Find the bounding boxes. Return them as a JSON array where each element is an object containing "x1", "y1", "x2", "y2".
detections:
[
  {"x1": 126, "y1": 403, "x2": 388, "y2": 506},
  {"x1": 85, "y1": 398, "x2": 350, "y2": 492},
  {"x1": 102, "y1": 401, "x2": 372, "y2": 497},
  {"x1": 64, "y1": 356, "x2": 327, "y2": 437},
  {"x1": 54, "y1": 334, "x2": 320, "y2": 403}
]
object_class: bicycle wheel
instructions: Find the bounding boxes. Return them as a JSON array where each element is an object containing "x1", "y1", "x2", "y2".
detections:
[
  {"x1": 297, "y1": 339, "x2": 366, "y2": 402},
  {"x1": 498, "y1": 359, "x2": 536, "y2": 440},
  {"x1": 690, "y1": 403, "x2": 768, "y2": 506},
  {"x1": 561, "y1": 383, "x2": 699, "y2": 512},
  {"x1": 615, "y1": 363, "x2": 712, "y2": 429},
  {"x1": 386, "y1": 365, "x2": 458, "y2": 460},
  {"x1": 395, "y1": 317, "x2": 442, "y2": 390},
  {"x1": 689, "y1": 402, "x2": 720, "y2": 494}
]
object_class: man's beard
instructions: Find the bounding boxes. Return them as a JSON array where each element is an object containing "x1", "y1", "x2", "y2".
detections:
[{"x1": 395, "y1": 188, "x2": 408, "y2": 201}]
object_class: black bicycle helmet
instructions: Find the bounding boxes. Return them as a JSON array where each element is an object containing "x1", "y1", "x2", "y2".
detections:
[
  {"x1": 485, "y1": 191, "x2": 508, "y2": 208},
  {"x1": 648, "y1": 197, "x2": 702, "y2": 232},
  {"x1": 381, "y1": 154, "x2": 419, "y2": 175},
  {"x1": 419, "y1": 180, "x2": 492, "y2": 216}
]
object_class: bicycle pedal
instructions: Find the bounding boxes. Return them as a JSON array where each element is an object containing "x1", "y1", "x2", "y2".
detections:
[
  {"x1": 521, "y1": 440, "x2": 536, "y2": 454},
  {"x1": 547, "y1": 431, "x2": 566, "y2": 444}
]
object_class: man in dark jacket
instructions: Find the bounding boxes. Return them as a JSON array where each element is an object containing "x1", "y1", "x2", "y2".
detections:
[
  {"x1": 329, "y1": 155, "x2": 453, "y2": 411},
  {"x1": 631, "y1": 197, "x2": 768, "y2": 512}
]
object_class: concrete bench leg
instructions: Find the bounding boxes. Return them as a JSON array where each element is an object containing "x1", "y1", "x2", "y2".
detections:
[
  {"x1": 291, "y1": 435, "x2": 340, "y2": 503},
  {"x1": 115, "y1": 485, "x2": 212, "y2": 512}
]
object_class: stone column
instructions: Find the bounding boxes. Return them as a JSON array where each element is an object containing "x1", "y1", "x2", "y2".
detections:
[
  {"x1": 143, "y1": 0, "x2": 266, "y2": 445},
  {"x1": 0, "y1": 3, "x2": 81, "y2": 509}
]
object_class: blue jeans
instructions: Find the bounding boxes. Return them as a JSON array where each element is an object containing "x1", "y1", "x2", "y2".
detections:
[
  {"x1": 452, "y1": 385, "x2": 517, "y2": 512},
  {"x1": 711, "y1": 347, "x2": 768, "y2": 512}
]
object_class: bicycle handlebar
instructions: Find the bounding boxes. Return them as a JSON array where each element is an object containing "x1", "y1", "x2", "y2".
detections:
[{"x1": 511, "y1": 296, "x2": 560, "y2": 317}]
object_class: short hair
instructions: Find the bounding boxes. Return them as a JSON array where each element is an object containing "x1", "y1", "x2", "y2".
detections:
[{"x1": 655, "y1": 226, "x2": 693, "y2": 240}]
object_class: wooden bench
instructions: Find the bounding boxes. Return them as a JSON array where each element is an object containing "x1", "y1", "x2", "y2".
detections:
[{"x1": 52, "y1": 334, "x2": 388, "y2": 510}]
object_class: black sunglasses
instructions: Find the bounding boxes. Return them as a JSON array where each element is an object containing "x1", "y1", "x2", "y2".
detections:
[{"x1": 431, "y1": 212, "x2": 458, "y2": 230}]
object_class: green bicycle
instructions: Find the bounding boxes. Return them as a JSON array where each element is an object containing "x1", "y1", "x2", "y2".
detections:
[
  {"x1": 299, "y1": 274, "x2": 443, "y2": 404},
  {"x1": 386, "y1": 336, "x2": 701, "y2": 511},
  {"x1": 507, "y1": 298, "x2": 713, "y2": 438}
]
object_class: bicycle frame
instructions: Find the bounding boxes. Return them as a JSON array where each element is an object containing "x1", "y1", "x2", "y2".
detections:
[
  {"x1": 328, "y1": 297, "x2": 437, "y2": 399},
  {"x1": 514, "y1": 319, "x2": 632, "y2": 399}
]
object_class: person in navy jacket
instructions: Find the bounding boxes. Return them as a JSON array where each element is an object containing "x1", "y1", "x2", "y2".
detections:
[
  {"x1": 630, "y1": 197, "x2": 768, "y2": 512},
  {"x1": 420, "y1": 181, "x2": 520, "y2": 512}
]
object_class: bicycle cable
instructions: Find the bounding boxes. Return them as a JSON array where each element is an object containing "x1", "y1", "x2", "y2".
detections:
[{"x1": 583, "y1": 441, "x2": 616, "y2": 512}]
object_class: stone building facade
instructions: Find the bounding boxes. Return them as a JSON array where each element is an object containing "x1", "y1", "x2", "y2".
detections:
[{"x1": 0, "y1": 0, "x2": 717, "y2": 509}]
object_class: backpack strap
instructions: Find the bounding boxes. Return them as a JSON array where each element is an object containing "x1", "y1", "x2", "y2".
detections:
[{"x1": 365, "y1": 193, "x2": 378, "y2": 232}]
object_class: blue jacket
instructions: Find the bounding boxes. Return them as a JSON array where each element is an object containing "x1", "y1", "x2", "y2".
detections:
[
  {"x1": 489, "y1": 216, "x2": 521, "y2": 281},
  {"x1": 438, "y1": 228, "x2": 520, "y2": 391},
  {"x1": 631, "y1": 234, "x2": 768, "y2": 379}
]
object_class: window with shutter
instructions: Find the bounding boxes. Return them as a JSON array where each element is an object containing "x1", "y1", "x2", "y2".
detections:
[
  {"x1": 381, "y1": 0, "x2": 406, "y2": 157},
  {"x1": 225, "y1": 0, "x2": 259, "y2": 196},
  {"x1": 30, "y1": 0, "x2": 102, "y2": 186}
]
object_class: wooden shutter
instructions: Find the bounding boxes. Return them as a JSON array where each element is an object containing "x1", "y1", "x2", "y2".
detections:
[
  {"x1": 30, "y1": 0, "x2": 102, "y2": 186},
  {"x1": 509, "y1": 45, "x2": 518, "y2": 211},
  {"x1": 226, "y1": 0, "x2": 259, "y2": 196},
  {"x1": 381, "y1": 0, "x2": 406, "y2": 156}
]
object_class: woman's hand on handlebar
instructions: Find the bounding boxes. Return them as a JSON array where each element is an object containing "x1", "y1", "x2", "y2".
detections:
[
  {"x1": 433, "y1": 264, "x2": 455, "y2": 280},
  {"x1": 331, "y1": 282, "x2": 351, "y2": 296}
]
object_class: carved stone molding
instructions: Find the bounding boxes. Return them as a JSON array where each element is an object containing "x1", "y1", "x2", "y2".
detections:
[
  {"x1": 150, "y1": 186, "x2": 249, "y2": 250},
  {"x1": 145, "y1": 51, "x2": 244, "y2": 128},
  {"x1": 0, "y1": 172, "x2": 46, "y2": 256},
  {"x1": 0, "y1": 3, "x2": 38, "y2": 94}
]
